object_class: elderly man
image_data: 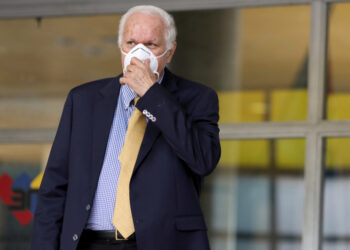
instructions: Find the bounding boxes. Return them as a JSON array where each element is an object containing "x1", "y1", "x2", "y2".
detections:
[{"x1": 31, "y1": 5, "x2": 220, "y2": 250}]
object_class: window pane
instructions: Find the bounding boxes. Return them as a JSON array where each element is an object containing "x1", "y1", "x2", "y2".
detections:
[
  {"x1": 278, "y1": 241, "x2": 301, "y2": 250},
  {"x1": 172, "y1": 6, "x2": 310, "y2": 123},
  {"x1": 326, "y1": 3, "x2": 350, "y2": 120},
  {"x1": 201, "y1": 139, "x2": 305, "y2": 250},
  {"x1": 323, "y1": 138, "x2": 350, "y2": 248},
  {"x1": 0, "y1": 143, "x2": 49, "y2": 250},
  {"x1": 0, "y1": 16, "x2": 121, "y2": 129}
]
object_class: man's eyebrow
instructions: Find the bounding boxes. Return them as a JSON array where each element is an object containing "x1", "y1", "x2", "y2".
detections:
[{"x1": 145, "y1": 40, "x2": 158, "y2": 44}]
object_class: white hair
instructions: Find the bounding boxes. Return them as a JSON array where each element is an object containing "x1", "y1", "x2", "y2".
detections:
[{"x1": 118, "y1": 5, "x2": 177, "y2": 50}]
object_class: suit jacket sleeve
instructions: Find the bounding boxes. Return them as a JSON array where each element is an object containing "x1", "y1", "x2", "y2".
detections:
[
  {"x1": 31, "y1": 91, "x2": 73, "y2": 250},
  {"x1": 136, "y1": 82, "x2": 221, "y2": 176}
]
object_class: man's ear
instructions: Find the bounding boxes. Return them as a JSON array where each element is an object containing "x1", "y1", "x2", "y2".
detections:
[{"x1": 166, "y1": 42, "x2": 177, "y2": 64}]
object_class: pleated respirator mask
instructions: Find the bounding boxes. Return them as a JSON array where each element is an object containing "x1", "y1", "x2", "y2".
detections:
[{"x1": 121, "y1": 43, "x2": 168, "y2": 78}]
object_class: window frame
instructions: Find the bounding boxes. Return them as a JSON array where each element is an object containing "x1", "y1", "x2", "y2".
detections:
[{"x1": 1, "y1": 1, "x2": 350, "y2": 250}]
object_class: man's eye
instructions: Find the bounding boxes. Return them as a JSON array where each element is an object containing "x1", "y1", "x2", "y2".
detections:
[
  {"x1": 127, "y1": 41, "x2": 135, "y2": 46},
  {"x1": 147, "y1": 43, "x2": 156, "y2": 48}
]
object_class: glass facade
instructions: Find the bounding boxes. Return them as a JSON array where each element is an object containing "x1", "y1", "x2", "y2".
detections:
[
  {"x1": 202, "y1": 139, "x2": 305, "y2": 250},
  {"x1": 323, "y1": 4, "x2": 350, "y2": 247},
  {"x1": 323, "y1": 138, "x2": 350, "y2": 250},
  {"x1": 326, "y1": 3, "x2": 350, "y2": 121},
  {"x1": 172, "y1": 6, "x2": 310, "y2": 123},
  {"x1": 172, "y1": 7, "x2": 309, "y2": 248},
  {"x1": 0, "y1": 2, "x2": 350, "y2": 250}
]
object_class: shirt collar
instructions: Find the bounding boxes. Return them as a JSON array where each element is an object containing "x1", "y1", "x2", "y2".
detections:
[
  {"x1": 121, "y1": 84, "x2": 138, "y2": 109},
  {"x1": 121, "y1": 71, "x2": 165, "y2": 109},
  {"x1": 158, "y1": 71, "x2": 165, "y2": 84}
]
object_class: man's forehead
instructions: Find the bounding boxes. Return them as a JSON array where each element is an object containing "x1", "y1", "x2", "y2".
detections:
[
  {"x1": 124, "y1": 12, "x2": 165, "y2": 33},
  {"x1": 123, "y1": 13, "x2": 165, "y2": 43}
]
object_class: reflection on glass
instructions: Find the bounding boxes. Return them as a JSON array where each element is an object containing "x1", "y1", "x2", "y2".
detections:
[
  {"x1": 276, "y1": 178, "x2": 304, "y2": 235},
  {"x1": 323, "y1": 138, "x2": 350, "y2": 250},
  {"x1": 201, "y1": 139, "x2": 305, "y2": 250},
  {"x1": 172, "y1": 6, "x2": 310, "y2": 122},
  {"x1": 0, "y1": 16, "x2": 122, "y2": 129},
  {"x1": 0, "y1": 143, "x2": 50, "y2": 250},
  {"x1": 327, "y1": 3, "x2": 350, "y2": 120},
  {"x1": 278, "y1": 242, "x2": 301, "y2": 250},
  {"x1": 237, "y1": 177, "x2": 270, "y2": 233}
]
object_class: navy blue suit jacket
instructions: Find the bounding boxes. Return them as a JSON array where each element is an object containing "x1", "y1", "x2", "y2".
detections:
[{"x1": 31, "y1": 69, "x2": 221, "y2": 250}]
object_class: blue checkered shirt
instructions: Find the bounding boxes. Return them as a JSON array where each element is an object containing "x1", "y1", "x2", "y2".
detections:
[{"x1": 86, "y1": 74, "x2": 163, "y2": 230}]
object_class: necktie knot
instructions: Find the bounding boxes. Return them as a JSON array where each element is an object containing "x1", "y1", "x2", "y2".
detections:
[{"x1": 133, "y1": 97, "x2": 140, "y2": 106}]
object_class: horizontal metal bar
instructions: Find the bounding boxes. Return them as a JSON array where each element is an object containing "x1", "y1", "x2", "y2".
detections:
[
  {"x1": 0, "y1": 0, "x2": 313, "y2": 19},
  {"x1": 219, "y1": 121, "x2": 350, "y2": 140},
  {"x1": 220, "y1": 122, "x2": 308, "y2": 139},
  {"x1": 0, "y1": 128, "x2": 56, "y2": 143},
  {"x1": 1, "y1": 120, "x2": 350, "y2": 143},
  {"x1": 324, "y1": 0, "x2": 350, "y2": 3}
]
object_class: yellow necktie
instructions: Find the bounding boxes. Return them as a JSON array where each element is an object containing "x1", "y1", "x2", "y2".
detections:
[{"x1": 112, "y1": 97, "x2": 146, "y2": 239}]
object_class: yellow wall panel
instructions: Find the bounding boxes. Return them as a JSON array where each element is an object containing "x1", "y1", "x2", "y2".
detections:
[
  {"x1": 275, "y1": 139, "x2": 305, "y2": 169},
  {"x1": 327, "y1": 93, "x2": 350, "y2": 120},
  {"x1": 326, "y1": 138, "x2": 350, "y2": 169},
  {"x1": 219, "y1": 140, "x2": 270, "y2": 168},
  {"x1": 218, "y1": 91, "x2": 266, "y2": 123},
  {"x1": 270, "y1": 90, "x2": 307, "y2": 121}
]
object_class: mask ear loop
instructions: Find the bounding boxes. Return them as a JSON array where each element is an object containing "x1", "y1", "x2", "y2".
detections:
[
  {"x1": 154, "y1": 71, "x2": 160, "y2": 80},
  {"x1": 156, "y1": 49, "x2": 169, "y2": 59},
  {"x1": 121, "y1": 49, "x2": 128, "y2": 74},
  {"x1": 153, "y1": 49, "x2": 169, "y2": 80},
  {"x1": 120, "y1": 48, "x2": 128, "y2": 56}
]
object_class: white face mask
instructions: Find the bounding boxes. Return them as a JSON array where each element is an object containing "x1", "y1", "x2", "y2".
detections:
[{"x1": 121, "y1": 43, "x2": 168, "y2": 78}]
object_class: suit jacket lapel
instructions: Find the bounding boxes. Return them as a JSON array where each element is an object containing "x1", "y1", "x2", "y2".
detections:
[
  {"x1": 133, "y1": 68, "x2": 178, "y2": 175},
  {"x1": 91, "y1": 77, "x2": 120, "y2": 193}
]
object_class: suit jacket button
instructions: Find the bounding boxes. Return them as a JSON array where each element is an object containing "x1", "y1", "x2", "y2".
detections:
[
  {"x1": 73, "y1": 234, "x2": 78, "y2": 241},
  {"x1": 142, "y1": 110, "x2": 147, "y2": 115},
  {"x1": 86, "y1": 204, "x2": 91, "y2": 211}
]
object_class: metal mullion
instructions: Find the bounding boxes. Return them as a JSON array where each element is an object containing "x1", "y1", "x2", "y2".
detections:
[
  {"x1": 302, "y1": 1, "x2": 328, "y2": 250},
  {"x1": 303, "y1": 133, "x2": 325, "y2": 250},
  {"x1": 219, "y1": 121, "x2": 350, "y2": 140},
  {"x1": 220, "y1": 122, "x2": 309, "y2": 140},
  {"x1": 319, "y1": 131, "x2": 350, "y2": 137},
  {"x1": 317, "y1": 121, "x2": 350, "y2": 135},
  {"x1": 307, "y1": 2, "x2": 327, "y2": 124},
  {"x1": 3, "y1": 120, "x2": 350, "y2": 142}
]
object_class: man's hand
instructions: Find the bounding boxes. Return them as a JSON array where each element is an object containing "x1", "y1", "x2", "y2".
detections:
[{"x1": 120, "y1": 57, "x2": 158, "y2": 97}]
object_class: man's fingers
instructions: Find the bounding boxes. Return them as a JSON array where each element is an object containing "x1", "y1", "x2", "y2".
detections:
[
  {"x1": 130, "y1": 57, "x2": 144, "y2": 66},
  {"x1": 130, "y1": 57, "x2": 152, "y2": 71},
  {"x1": 123, "y1": 71, "x2": 137, "y2": 80},
  {"x1": 126, "y1": 64, "x2": 138, "y2": 73},
  {"x1": 119, "y1": 77, "x2": 127, "y2": 85},
  {"x1": 128, "y1": 59, "x2": 149, "y2": 74},
  {"x1": 120, "y1": 75, "x2": 136, "y2": 88}
]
